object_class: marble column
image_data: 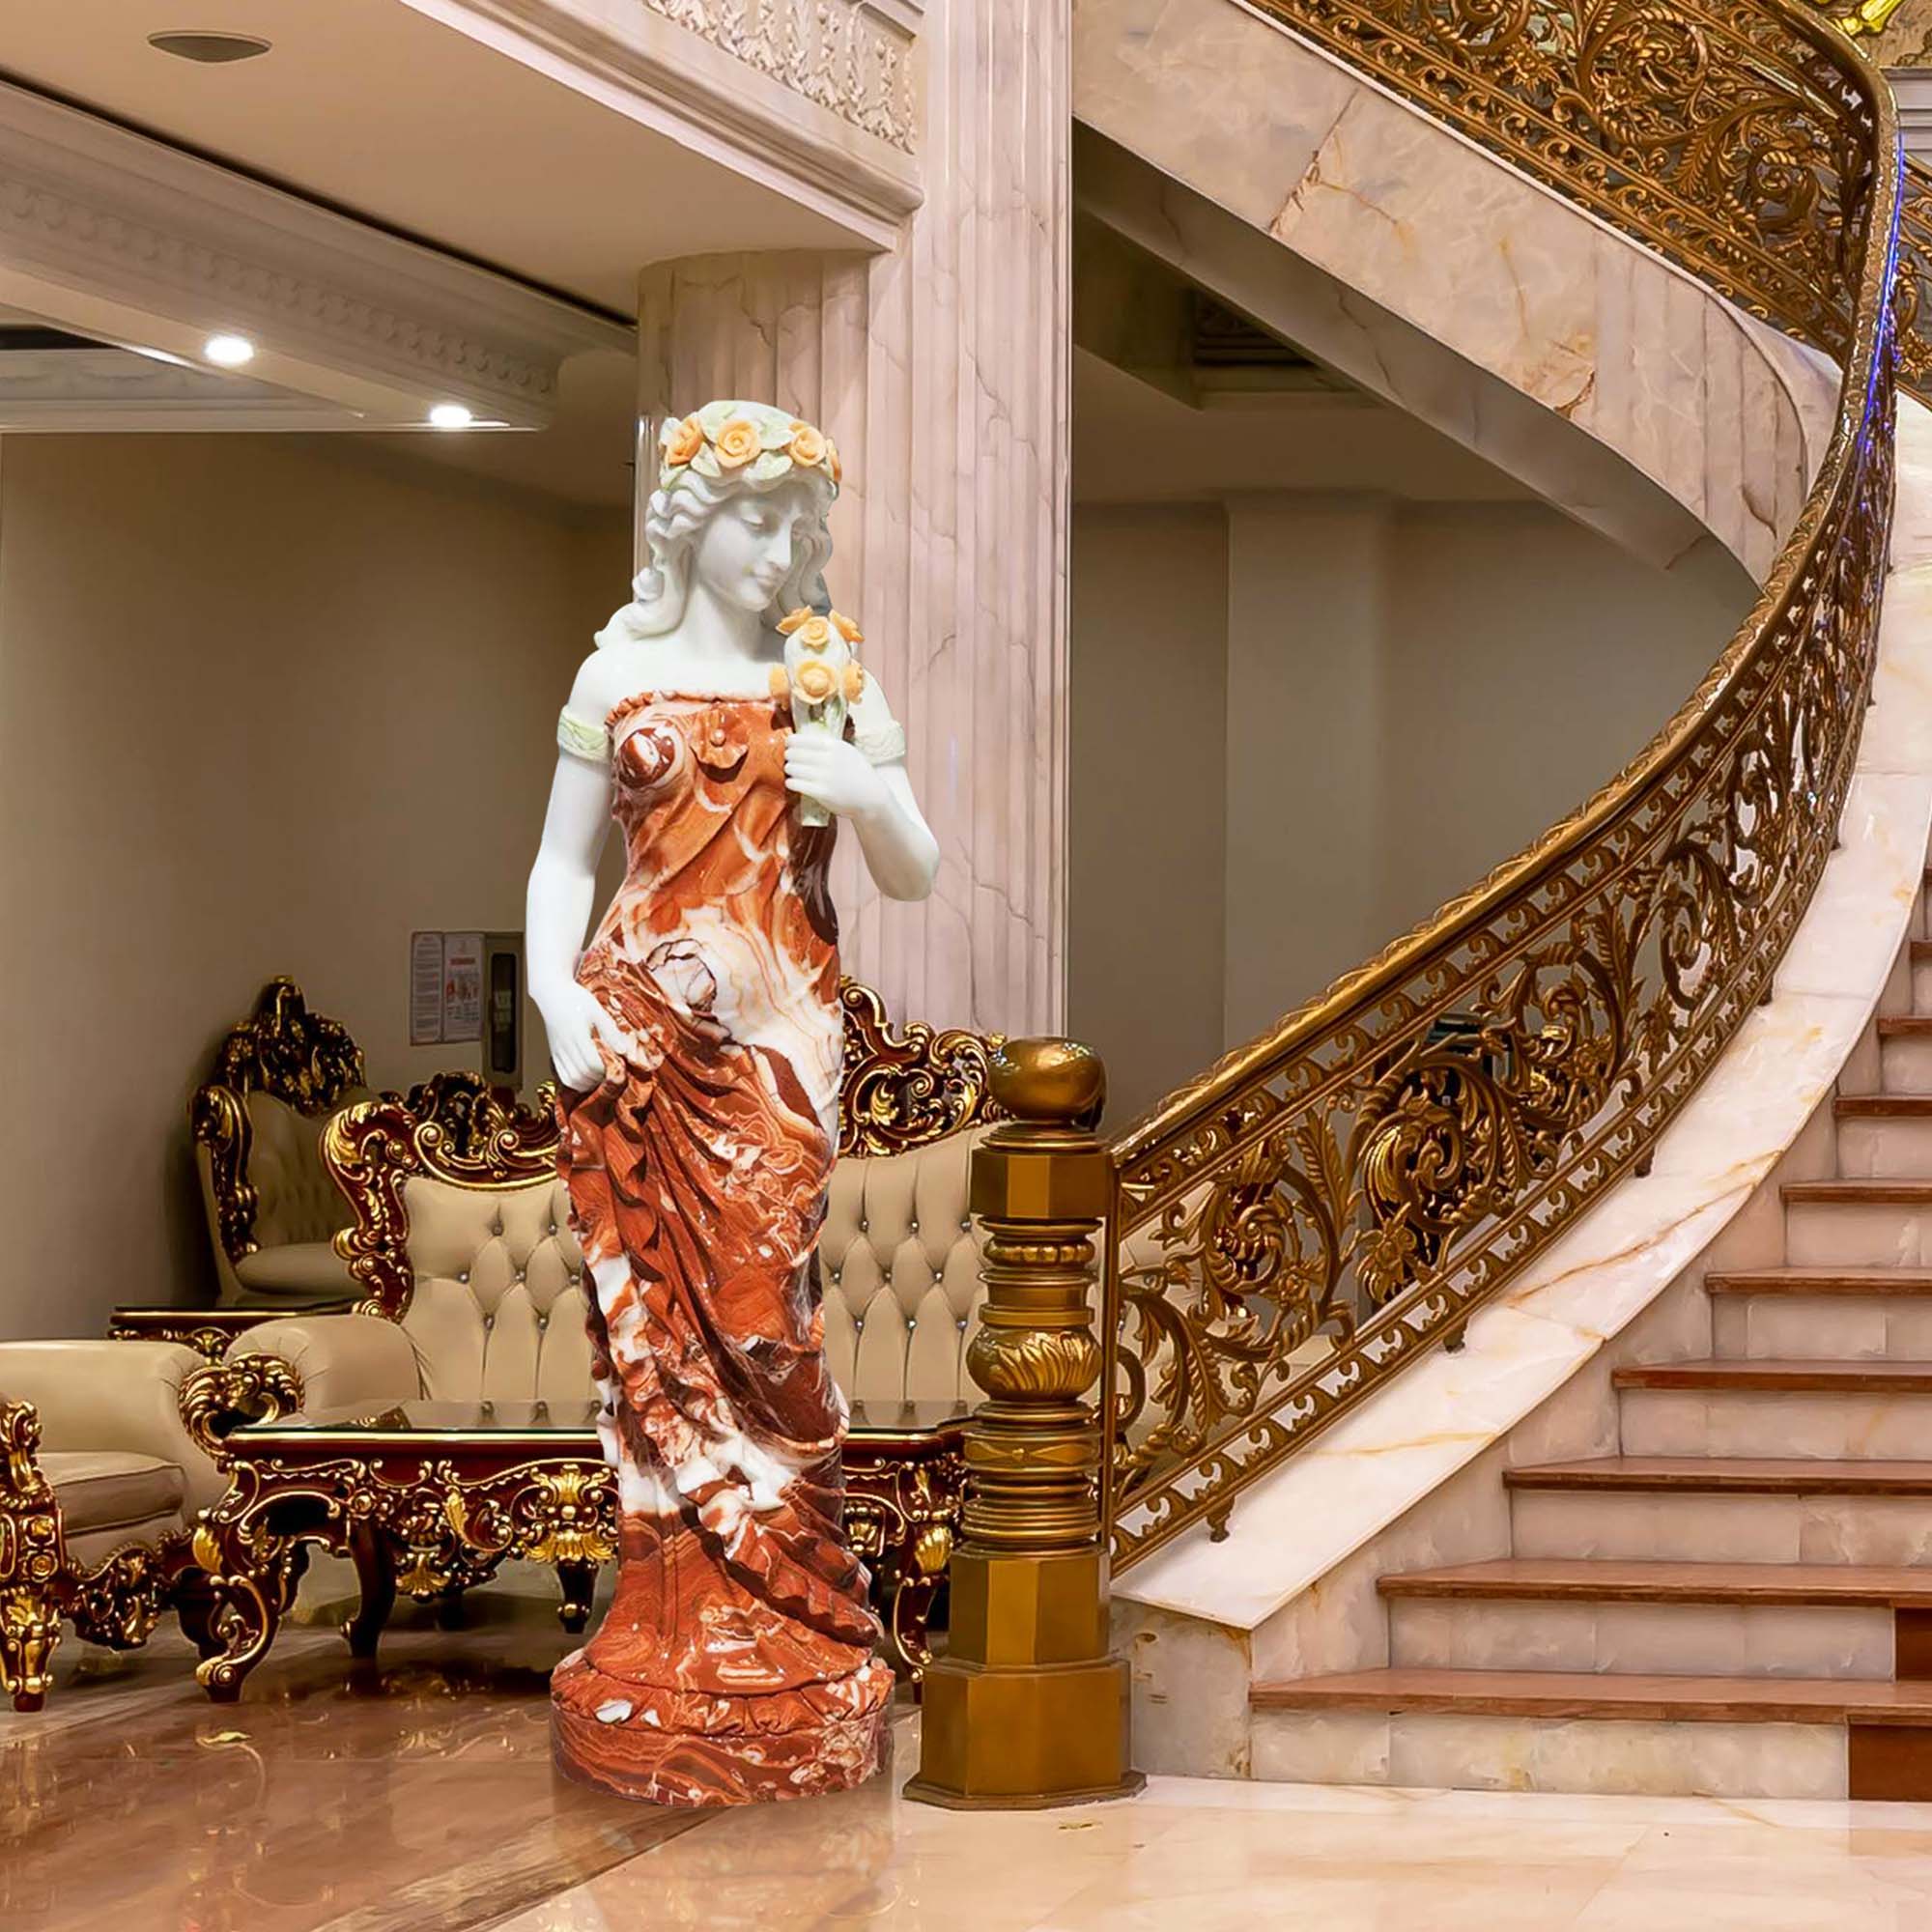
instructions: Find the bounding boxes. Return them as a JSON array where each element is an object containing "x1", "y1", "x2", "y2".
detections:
[{"x1": 633, "y1": 0, "x2": 1069, "y2": 1037}]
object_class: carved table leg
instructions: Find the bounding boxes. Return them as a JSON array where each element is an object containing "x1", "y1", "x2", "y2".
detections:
[
  {"x1": 345, "y1": 1522, "x2": 397, "y2": 1660},
  {"x1": 554, "y1": 1559, "x2": 596, "y2": 1633},
  {"x1": 888, "y1": 1571, "x2": 946, "y2": 1687},
  {"x1": 190, "y1": 1514, "x2": 289, "y2": 1703},
  {"x1": 174, "y1": 1569, "x2": 226, "y2": 1662},
  {"x1": 1, "y1": 1587, "x2": 61, "y2": 1712}
]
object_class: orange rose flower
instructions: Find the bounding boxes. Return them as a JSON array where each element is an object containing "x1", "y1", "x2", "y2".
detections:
[
  {"x1": 795, "y1": 661, "x2": 837, "y2": 703},
  {"x1": 793, "y1": 614, "x2": 834, "y2": 652},
  {"x1": 843, "y1": 662, "x2": 867, "y2": 701},
  {"x1": 828, "y1": 441, "x2": 842, "y2": 485},
  {"x1": 788, "y1": 423, "x2": 828, "y2": 468},
  {"x1": 768, "y1": 665, "x2": 791, "y2": 701},
  {"x1": 713, "y1": 417, "x2": 761, "y2": 469},
  {"x1": 831, "y1": 610, "x2": 864, "y2": 644},
  {"x1": 663, "y1": 413, "x2": 703, "y2": 466},
  {"x1": 777, "y1": 608, "x2": 813, "y2": 635}
]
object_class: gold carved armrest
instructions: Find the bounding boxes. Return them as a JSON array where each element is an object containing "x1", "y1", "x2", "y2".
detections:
[{"x1": 838, "y1": 978, "x2": 1007, "y2": 1157}]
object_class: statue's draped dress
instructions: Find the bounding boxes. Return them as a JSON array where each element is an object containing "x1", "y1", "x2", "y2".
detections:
[{"x1": 548, "y1": 685, "x2": 897, "y2": 1805}]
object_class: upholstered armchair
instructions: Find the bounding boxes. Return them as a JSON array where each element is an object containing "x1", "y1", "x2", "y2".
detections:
[
  {"x1": 0, "y1": 1340, "x2": 225, "y2": 1708},
  {"x1": 213, "y1": 980, "x2": 1003, "y2": 1667},
  {"x1": 188, "y1": 979, "x2": 375, "y2": 1311}
]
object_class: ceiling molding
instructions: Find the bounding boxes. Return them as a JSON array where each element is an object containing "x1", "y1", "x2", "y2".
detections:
[
  {"x1": 0, "y1": 78, "x2": 634, "y2": 430},
  {"x1": 402, "y1": 0, "x2": 924, "y2": 249},
  {"x1": 0, "y1": 347, "x2": 371, "y2": 432}
]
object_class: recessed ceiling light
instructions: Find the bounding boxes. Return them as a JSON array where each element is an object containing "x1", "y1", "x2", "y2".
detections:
[
  {"x1": 203, "y1": 332, "x2": 255, "y2": 368},
  {"x1": 428, "y1": 403, "x2": 474, "y2": 431},
  {"x1": 148, "y1": 32, "x2": 271, "y2": 65}
]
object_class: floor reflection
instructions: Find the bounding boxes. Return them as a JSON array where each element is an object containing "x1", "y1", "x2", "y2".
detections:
[
  {"x1": 1, "y1": 1605, "x2": 705, "y2": 1932},
  {"x1": 17, "y1": 1601, "x2": 1932, "y2": 1932}
]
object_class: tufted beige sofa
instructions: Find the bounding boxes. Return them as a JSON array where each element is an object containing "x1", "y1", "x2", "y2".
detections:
[
  {"x1": 226, "y1": 1113, "x2": 995, "y2": 1422},
  {"x1": 822, "y1": 1125, "x2": 989, "y2": 1404}
]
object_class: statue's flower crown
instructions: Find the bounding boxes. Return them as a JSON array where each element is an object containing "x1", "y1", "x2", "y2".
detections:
[{"x1": 658, "y1": 399, "x2": 841, "y2": 492}]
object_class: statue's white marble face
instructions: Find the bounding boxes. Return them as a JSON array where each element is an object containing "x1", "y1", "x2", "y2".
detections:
[{"x1": 689, "y1": 477, "x2": 821, "y2": 618}]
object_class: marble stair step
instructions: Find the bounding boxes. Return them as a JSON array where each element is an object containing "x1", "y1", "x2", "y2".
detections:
[
  {"x1": 1706, "y1": 1267, "x2": 1932, "y2": 1293},
  {"x1": 1614, "y1": 1358, "x2": 1932, "y2": 1391},
  {"x1": 1781, "y1": 1183, "x2": 1932, "y2": 1266},
  {"x1": 1876, "y1": 1017, "x2": 1932, "y2": 1093},
  {"x1": 1249, "y1": 1698, "x2": 1869, "y2": 1799},
  {"x1": 1614, "y1": 1365, "x2": 1932, "y2": 1465},
  {"x1": 1249, "y1": 1668, "x2": 1932, "y2": 1724},
  {"x1": 1507, "y1": 1460, "x2": 1932, "y2": 1565},
  {"x1": 1378, "y1": 1558, "x2": 1932, "y2": 1605},
  {"x1": 1833, "y1": 1099, "x2": 1932, "y2": 1176},
  {"x1": 1380, "y1": 1560, "x2": 1928, "y2": 1679},
  {"x1": 1704, "y1": 1270, "x2": 1932, "y2": 1361},
  {"x1": 1507, "y1": 1457, "x2": 1932, "y2": 1494},
  {"x1": 1247, "y1": 1673, "x2": 1932, "y2": 1795},
  {"x1": 1835, "y1": 1094, "x2": 1932, "y2": 1117}
]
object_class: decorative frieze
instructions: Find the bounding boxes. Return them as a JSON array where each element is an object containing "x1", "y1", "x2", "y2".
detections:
[{"x1": 639, "y1": 0, "x2": 918, "y2": 151}]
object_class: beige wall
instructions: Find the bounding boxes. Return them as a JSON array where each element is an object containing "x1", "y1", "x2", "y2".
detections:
[
  {"x1": 1069, "y1": 492, "x2": 1748, "y2": 1123},
  {"x1": 0, "y1": 434, "x2": 630, "y2": 1335},
  {"x1": 1069, "y1": 504, "x2": 1229, "y2": 1129}
]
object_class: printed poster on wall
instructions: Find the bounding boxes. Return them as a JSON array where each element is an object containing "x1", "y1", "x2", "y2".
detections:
[
  {"x1": 441, "y1": 931, "x2": 484, "y2": 1042},
  {"x1": 409, "y1": 931, "x2": 444, "y2": 1046}
]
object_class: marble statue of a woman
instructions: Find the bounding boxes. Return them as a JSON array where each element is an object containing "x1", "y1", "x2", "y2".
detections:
[{"x1": 526, "y1": 400, "x2": 939, "y2": 1805}]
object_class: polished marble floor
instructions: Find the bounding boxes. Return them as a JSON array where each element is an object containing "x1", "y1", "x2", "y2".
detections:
[{"x1": 9, "y1": 1597, "x2": 1932, "y2": 1930}]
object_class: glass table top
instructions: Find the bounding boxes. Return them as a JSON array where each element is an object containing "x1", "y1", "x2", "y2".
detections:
[{"x1": 236, "y1": 1397, "x2": 972, "y2": 1441}]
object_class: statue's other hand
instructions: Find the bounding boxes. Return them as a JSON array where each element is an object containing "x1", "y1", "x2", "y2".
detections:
[
  {"x1": 542, "y1": 984, "x2": 634, "y2": 1091},
  {"x1": 783, "y1": 732, "x2": 888, "y2": 819}
]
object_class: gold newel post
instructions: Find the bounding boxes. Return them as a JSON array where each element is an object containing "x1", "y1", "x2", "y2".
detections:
[{"x1": 903, "y1": 1037, "x2": 1143, "y2": 1808}]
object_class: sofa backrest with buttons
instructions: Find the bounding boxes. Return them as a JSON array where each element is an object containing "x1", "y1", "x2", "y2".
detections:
[{"x1": 321, "y1": 980, "x2": 1008, "y2": 1410}]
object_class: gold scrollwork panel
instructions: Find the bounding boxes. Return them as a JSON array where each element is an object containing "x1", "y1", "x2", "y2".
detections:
[{"x1": 838, "y1": 977, "x2": 1006, "y2": 1156}]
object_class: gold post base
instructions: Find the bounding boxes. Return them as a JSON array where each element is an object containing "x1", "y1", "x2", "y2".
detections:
[{"x1": 903, "y1": 1654, "x2": 1143, "y2": 1809}]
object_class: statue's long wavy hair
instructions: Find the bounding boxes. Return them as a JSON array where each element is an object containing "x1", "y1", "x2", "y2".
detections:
[{"x1": 595, "y1": 464, "x2": 836, "y2": 650}]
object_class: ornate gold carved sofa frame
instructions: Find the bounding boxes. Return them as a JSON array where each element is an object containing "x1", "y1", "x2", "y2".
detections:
[
  {"x1": 0, "y1": 1342, "x2": 228, "y2": 1709},
  {"x1": 185, "y1": 980, "x2": 1004, "y2": 1696}
]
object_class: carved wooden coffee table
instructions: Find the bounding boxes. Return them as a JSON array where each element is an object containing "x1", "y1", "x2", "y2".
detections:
[{"x1": 190, "y1": 1396, "x2": 967, "y2": 1701}]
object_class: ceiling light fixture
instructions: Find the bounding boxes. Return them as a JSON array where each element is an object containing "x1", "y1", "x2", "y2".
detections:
[
  {"x1": 428, "y1": 403, "x2": 475, "y2": 431},
  {"x1": 148, "y1": 32, "x2": 272, "y2": 65},
  {"x1": 202, "y1": 332, "x2": 256, "y2": 368}
]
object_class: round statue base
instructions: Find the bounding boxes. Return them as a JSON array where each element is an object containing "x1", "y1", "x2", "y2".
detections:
[{"x1": 551, "y1": 1652, "x2": 895, "y2": 1807}]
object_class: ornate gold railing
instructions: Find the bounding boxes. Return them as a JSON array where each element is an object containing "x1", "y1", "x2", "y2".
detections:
[{"x1": 1099, "y1": 0, "x2": 1911, "y2": 1573}]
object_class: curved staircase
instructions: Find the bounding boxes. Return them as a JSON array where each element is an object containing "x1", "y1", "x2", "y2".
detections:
[{"x1": 1254, "y1": 874, "x2": 1932, "y2": 1797}]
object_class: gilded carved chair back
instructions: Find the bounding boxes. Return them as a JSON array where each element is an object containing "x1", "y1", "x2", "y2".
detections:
[
  {"x1": 322, "y1": 980, "x2": 1008, "y2": 1409},
  {"x1": 189, "y1": 980, "x2": 375, "y2": 1292}
]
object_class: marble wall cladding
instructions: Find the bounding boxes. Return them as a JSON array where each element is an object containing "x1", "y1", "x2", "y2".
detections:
[
  {"x1": 1073, "y1": 0, "x2": 1833, "y2": 581},
  {"x1": 634, "y1": 0, "x2": 1070, "y2": 1036},
  {"x1": 1112, "y1": 1599, "x2": 1254, "y2": 1777}
]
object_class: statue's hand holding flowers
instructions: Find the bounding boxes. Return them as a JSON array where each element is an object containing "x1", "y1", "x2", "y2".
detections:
[{"x1": 772, "y1": 606, "x2": 876, "y2": 826}]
